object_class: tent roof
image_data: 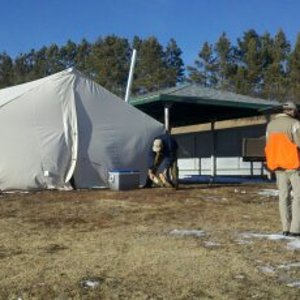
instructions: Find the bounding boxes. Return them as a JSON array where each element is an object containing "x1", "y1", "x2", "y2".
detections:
[
  {"x1": 0, "y1": 68, "x2": 80, "y2": 108},
  {"x1": 129, "y1": 84, "x2": 279, "y2": 126},
  {"x1": 0, "y1": 68, "x2": 164, "y2": 190}
]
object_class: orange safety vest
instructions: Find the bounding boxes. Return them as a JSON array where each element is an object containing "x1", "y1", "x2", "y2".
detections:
[{"x1": 265, "y1": 132, "x2": 300, "y2": 171}]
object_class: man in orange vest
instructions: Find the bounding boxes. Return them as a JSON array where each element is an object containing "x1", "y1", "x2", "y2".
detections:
[{"x1": 265, "y1": 101, "x2": 300, "y2": 237}]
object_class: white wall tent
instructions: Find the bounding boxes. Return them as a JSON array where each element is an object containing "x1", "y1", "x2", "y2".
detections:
[{"x1": 0, "y1": 68, "x2": 164, "y2": 190}]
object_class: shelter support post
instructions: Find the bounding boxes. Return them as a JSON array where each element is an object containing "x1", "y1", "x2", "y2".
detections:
[
  {"x1": 250, "y1": 161, "x2": 254, "y2": 176},
  {"x1": 260, "y1": 162, "x2": 264, "y2": 177},
  {"x1": 265, "y1": 114, "x2": 271, "y2": 123},
  {"x1": 210, "y1": 120, "x2": 216, "y2": 178},
  {"x1": 164, "y1": 103, "x2": 172, "y2": 132}
]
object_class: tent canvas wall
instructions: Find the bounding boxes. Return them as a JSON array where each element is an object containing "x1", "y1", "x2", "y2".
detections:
[{"x1": 0, "y1": 68, "x2": 164, "y2": 190}]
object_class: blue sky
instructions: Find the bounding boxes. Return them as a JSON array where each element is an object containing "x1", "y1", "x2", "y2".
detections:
[{"x1": 1, "y1": 0, "x2": 300, "y2": 66}]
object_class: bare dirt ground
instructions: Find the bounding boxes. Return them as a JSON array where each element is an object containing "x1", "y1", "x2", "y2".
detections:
[{"x1": 0, "y1": 183, "x2": 300, "y2": 299}]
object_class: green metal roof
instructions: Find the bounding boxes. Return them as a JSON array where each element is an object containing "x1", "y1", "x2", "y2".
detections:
[{"x1": 129, "y1": 84, "x2": 279, "y2": 126}]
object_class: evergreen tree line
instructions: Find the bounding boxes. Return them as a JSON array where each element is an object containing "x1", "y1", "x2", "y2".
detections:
[
  {"x1": 0, "y1": 29, "x2": 300, "y2": 101},
  {"x1": 188, "y1": 29, "x2": 299, "y2": 102},
  {"x1": 0, "y1": 36, "x2": 184, "y2": 98}
]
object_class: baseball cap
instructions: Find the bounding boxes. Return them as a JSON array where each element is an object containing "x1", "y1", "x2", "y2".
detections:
[
  {"x1": 152, "y1": 139, "x2": 163, "y2": 152},
  {"x1": 282, "y1": 101, "x2": 297, "y2": 111}
]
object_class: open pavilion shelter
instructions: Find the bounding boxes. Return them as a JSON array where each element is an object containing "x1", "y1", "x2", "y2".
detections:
[{"x1": 129, "y1": 84, "x2": 279, "y2": 178}]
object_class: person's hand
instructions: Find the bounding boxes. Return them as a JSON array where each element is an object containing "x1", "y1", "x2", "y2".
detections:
[
  {"x1": 148, "y1": 170, "x2": 155, "y2": 180},
  {"x1": 148, "y1": 170, "x2": 160, "y2": 185},
  {"x1": 159, "y1": 173, "x2": 172, "y2": 188}
]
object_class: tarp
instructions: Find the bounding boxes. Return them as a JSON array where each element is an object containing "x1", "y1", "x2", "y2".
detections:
[{"x1": 0, "y1": 68, "x2": 164, "y2": 190}]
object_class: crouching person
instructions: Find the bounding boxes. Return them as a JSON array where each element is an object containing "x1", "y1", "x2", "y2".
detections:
[{"x1": 144, "y1": 132, "x2": 178, "y2": 188}]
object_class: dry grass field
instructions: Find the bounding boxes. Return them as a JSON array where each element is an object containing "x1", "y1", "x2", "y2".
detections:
[{"x1": 1, "y1": 183, "x2": 300, "y2": 299}]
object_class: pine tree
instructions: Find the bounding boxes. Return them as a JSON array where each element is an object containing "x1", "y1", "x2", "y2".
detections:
[
  {"x1": 260, "y1": 32, "x2": 275, "y2": 98},
  {"x1": 214, "y1": 32, "x2": 236, "y2": 90},
  {"x1": 187, "y1": 41, "x2": 218, "y2": 87},
  {"x1": 132, "y1": 36, "x2": 142, "y2": 52},
  {"x1": 132, "y1": 36, "x2": 170, "y2": 94},
  {"x1": 0, "y1": 52, "x2": 13, "y2": 88},
  {"x1": 164, "y1": 38, "x2": 185, "y2": 85},
  {"x1": 46, "y1": 44, "x2": 65, "y2": 74},
  {"x1": 234, "y1": 66, "x2": 249, "y2": 95},
  {"x1": 235, "y1": 30, "x2": 262, "y2": 96},
  {"x1": 13, "y1": 53, "x2": 31, "y2": 84},
  {"x1": 262, "y1": 30, "x2": 290, "y2": 101},
  {"x1": 75, "y1": 39, "x2": 92, "y2": 72},
  {"x1": 87, "y1": 35, "x2": 131, "y2": 97},
  {"x1": 287, "y1": 33, "x2": 300, "y2": 101},
  {"x1": 60, "y1": 40, "x2": 78, "y2": 68},
  {"x1": 31, "y1": 47, "x2": 48, "y2": 78}
]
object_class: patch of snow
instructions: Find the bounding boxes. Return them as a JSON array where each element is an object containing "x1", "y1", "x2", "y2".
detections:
[
  {"x1": 234, "y1": 189, "x2": 246, "y2": 194},
  {"x1": 257, "y1": 266, "x2": 275, "y2": 274},
  {"x1": 4, "y1": 191, "x2": 29, "y2": 194},
  {"x1": 286, "y1": 281, "x2": 300, "y2": 288},
  {"x1": 203, "y1": 241, "x2": 221, "y2": 247},
  {"x1": 278, "y1": 262, "x2": 300, "y2": 269},
  {"x1": 80, "y1": 277, "x2": 103, "y2": 289},
  {"x1": 257, "y1": 189, "x2": 279, "y2": 197},
  {"x1": 236, "y1": 239, "x2": 252, "y2": 245},
  {"x1": 84, "y1": 280, "x2": 99, "y2": 288},
  {"x1": 241, "y1": 232, "x2": 293, "y2": 240},
  {"x1": 204, "y1": 196, "x2": 225, "y2": 202},
  {"x1": 169, "y1": 229, "x2": 206, "y2": 238},
  {"x1": 242, "y1": 215, "x2": 251, "y2": 219},
  {"x1": 287, "y1": 240, "x2": 300, "y2": 250}
]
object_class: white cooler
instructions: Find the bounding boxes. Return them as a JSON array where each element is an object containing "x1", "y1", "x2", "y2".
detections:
[{"x1": 108, "y1": 170, "x2": 140, "y2": 191}]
